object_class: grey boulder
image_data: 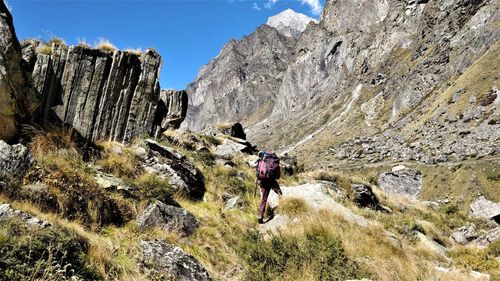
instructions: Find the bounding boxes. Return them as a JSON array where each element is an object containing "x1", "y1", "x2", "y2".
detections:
[
  {"x1": 136, "y1": 139, "x2": 205, "y2": 200},
  {"x1": 0, "y1": 140, "x2": 32, "y2": 177},
  {"x1": 351, "y1": 184, "x2": 385, "y2": 212},
  {"x1": 137, "y1": 201, "x2": 198, "y2": 236},
  {"x1": 451, "y1": 225, "x2": 477, "y2": 245},
  {"x1": 470, "y1": 196, "x2": 500, "y2": 223},
  {"x1": 473, "y1": 227, "x2": 500, "y2": 247},
  {"x1": 378, "y1": 167, "x2": 423, "y2": 198},
  {"x1": 140, "y1": 240, "x2": 211, "y2": 281}
]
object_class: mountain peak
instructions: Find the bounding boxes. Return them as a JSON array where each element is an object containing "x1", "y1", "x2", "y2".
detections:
[{"x1": 266, "y1": 9, "x2": 318, "y2": 38}]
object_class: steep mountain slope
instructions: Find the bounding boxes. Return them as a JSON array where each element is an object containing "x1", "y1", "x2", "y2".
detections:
[{"x1": 183, "y1": 0, "x2": 499, "y2": 169}]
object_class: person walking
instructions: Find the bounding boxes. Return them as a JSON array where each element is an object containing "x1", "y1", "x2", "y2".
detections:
[{"x1": 255, "y1": 150, "x2": 282, "y2": 224}]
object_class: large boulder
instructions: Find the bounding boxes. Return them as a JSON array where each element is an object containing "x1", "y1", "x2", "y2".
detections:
[
  {"x1": 214, "y1": 137, "x2": 254, "y2": 158},
  {"x1": 451, "y1": 224, "x2": 477, "y2": 245},
  {"x1": 136, "y1": 139, "x2": 205, "y2": 200},
  {"x1": 378, "y1": 166, "x2": 423, "y2": 198},
  {"x1": 470, "y1": 196, "x2": 500, "y2": 223},
  {"x1": 137, "y1": 201, "x2": 198, "y2": 236},
  {"x1": 140, "y1": 240, "x2": 211, "y2": 281},
  {"x1": 0, "y1": 2, "x2": 37, "y2": 141},
  {"x1": 0, "y1": 140, "x2": 32, "y2": 177},
  {"x1": 216, "y1": 123, "x2": 246, "y2": 140},
  {"x1": 473, "y1": 227, "x2": 500, "y2": 247}
]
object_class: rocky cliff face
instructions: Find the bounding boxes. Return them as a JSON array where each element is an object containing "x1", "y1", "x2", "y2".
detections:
[
  {"x1": 153, "y1": 90, "x2": 188, "y2": 135},
  {"x1": 266, "y1": 8, "x2": 318, "y2": 38},
  {"x1": 181, "y1": 24, "x2": 296, "y2": 131},
  {"x1": 183, "y1": 0, "x2": 499, "y2": 168},
  {"x1": 0, "y1": 1, "x2": 37, "y2": 142},
  {"x1": 22, "y1": 40, "x2": 163, "y2": 142}
]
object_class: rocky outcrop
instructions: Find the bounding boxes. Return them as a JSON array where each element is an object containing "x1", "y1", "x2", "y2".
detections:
[
  {"x1": 214, "y1": 137, "x2": 254, "y2": 158},
  {"x1": 137, "y1": 201, "x2": 198, "y2": 236},
  {"x1": 0, "y1": 203, "x2": 50, "y2": 228},
  {"x1": 153, "y1": 90, "x2": 188, "y2": 136},
  {"x1": 22, "y1": 40, "x2": 162, "y2": 142},
  {"x1": 135, "y1": 139, "x2": 205, "y2": 200},
  {"x1": 470, "y1": 196, "x2": 500, "y2": 222},
  {"x1": 451, "y1": 224, "x2": 477, "y2": 245},
  {"x1": 351, "y1": 184, "x2": 386, "y2": 212},
  {"x1": 0, "y1": 140, "x2": 32, "y2": 177},
  {"x1": 473, "y1": 226, "x2": 500, "y2": 247},
  {"x1": 140, "y1": 240, "x2": 211, "y2": 281},
  {"x1": 0, "y1": 2, "x2": 37, "y2": 141},
  {"x1": 266, "y1": 9, "x2": 318, "y2": 38},
  {"x1": 378, "y1": 166, "x2": 423, "y2": 198},
  {"x1": 182, "y1": 24, "x2": 296, "y2": 131},
  {"x1": 216, "y1": 122, "x2": 246, "y2": 140}
]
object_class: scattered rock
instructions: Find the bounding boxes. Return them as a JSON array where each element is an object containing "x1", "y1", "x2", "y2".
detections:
[
  {"x1": 214, "y1": 137, "x2": 254, "y2": 158},
  {"x1": 140, "y1": 240, "x2": 211, "y2": 281},
  {"x1": 473, "y1": 227, "x2": 500, "y2": 247},
  {"x1": 470, "y1": 196, "x2": 500, "y2": 223},
  {"x1": 351, "y1": 184, "x2": 384, "y2": 211},
  {"x1": 221, "y1": 192, "x2": 246, "y2": 211},
  {"x1": 137, "y1": 139, "x2": 205, "y2": 200},
  {"x1": 95, "y1": 171, "x2": 135, "y2": 195},
  {"x1": 217, "y1": 123, "x2": 246, "y2": 140},
  {"x1": 378, "y1": 167, "x2": 423, "y2": 198},
  {"x1": 0, "y1": 141, "x2": 33, "y2": 178},
  {"x1": 451, "y1": 224, "x2": 477, "y2": 245},
  {"x1": 137, "y1": 201, "x2": 198, "y2": 237},
  {"x1": 416, "y1": 231, "x2": 448, "y2": 257},
  {"x1": 0, "y1": 203, "x2": 50, "y2": 228}
]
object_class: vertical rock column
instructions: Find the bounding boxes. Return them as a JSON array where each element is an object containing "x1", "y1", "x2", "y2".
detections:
[
  {"x1": 152, "y1": 89, "x2": 188, "y2": 136},
  {"x1": 0, "y1": 1, "x2": 37, "y2": 141}
]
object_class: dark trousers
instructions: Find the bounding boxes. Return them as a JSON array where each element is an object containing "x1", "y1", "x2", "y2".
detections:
[{"x1": 258, "y1": 179, "x2": 281, "y2": 218}]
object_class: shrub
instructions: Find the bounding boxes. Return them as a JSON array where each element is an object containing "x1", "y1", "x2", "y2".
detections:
[
  {"x1": 134, "y1": 173, "x2": 177, "y2": 206},
  {"x1": 36, "y1": 43, "x2": 52, "y2": 55},
  {"x1": 238, "y1": 228, "x2": 364, "y2": 281},
  {"x1": 0, "y1": 218, "x2": 99, "y2": 281}
]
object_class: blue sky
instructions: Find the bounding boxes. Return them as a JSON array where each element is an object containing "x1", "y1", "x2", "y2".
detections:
[{"x1": 8, "y1": 0, "x2": 324, "y2": 90}]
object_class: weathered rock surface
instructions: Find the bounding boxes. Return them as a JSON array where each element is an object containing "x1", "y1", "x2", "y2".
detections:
[
  {"x1": 137, "y1": 201, "x2": 198, "y2": 236},
  {"x1": 0, "y1": 2, "x2": 37, "y2": 141},
  {"x1": 473, "y1": 226, "x2": 500, "y2": 247},
  {"x1": 136, "y1": 139, "x2": 205, "y2": 200},
  {"x1": 378, "y1": 167, "x2": 423, "y2": 198},
  {"x1": 0, "y1": 140, "x2": 32, "y2": 177},
  {"x1": 153, "y1": 89, "x2": 188, "y2": 136},
  {"x1": 182, "y1": 24, "x2": 296, "y2": 131},
  {"x1": 94, "y1": 171, "x2": 135, "y2": 195},
  {"x1": 22, "y1": 40, "x2": 162, "y2": 142},
  {"x1": 216, "y1": 122, "x2": 246, "y2": 140},
  {"x1": 451, "y1": 224, "x2": 477, "y2": 245},
  {"x1": 267, "y1": 182, "x2": 370, "y2": 227},
  {"x1": 351, "y1": 184, "x2": 384, "y2": 211},
  {"x1": 470, "y1": 196, "x2": 500, "y2": 222},
  {"x1": 140, "y1": 240, "x2": 211, "y2": 281},
  {"x1": 0, "y1": 203, "x2": 50, "y2": 227},
  {"x1": 214, "y1": 137, "x2": 254, "y2": 158},
  {"x1": 181, "y1": 0, "x2": 500, "y2": 169}
]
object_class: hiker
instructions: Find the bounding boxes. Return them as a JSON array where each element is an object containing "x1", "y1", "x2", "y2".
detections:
[{"x1": 255, "y1": 150, "x2": 282, "y2": 224}]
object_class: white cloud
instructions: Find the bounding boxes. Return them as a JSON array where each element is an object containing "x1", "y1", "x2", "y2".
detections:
[
  {"x1": 253, "y1": 2, "x2": 262, "y2": 11},
  {"x1": 301, "y1": 0, "x2": 323, "y2": 16},
  {"x1": 264, "y1": 0, "x2": 278, "y2": 10}
]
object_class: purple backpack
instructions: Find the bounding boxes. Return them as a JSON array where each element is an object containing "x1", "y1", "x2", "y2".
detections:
[{"x1": 257, "y1": 151, "x2": 281, "y2": 180}]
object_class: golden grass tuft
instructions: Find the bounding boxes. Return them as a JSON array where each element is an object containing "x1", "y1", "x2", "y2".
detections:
[
  {"x1": 95, "y1": 37, "x2": 117, "y2": 52},
  {"x1": 279, "y1": 197, "x2": 310, "y2": 216},
  {"x1": 125, "y1": 48, "x2": 142, "y2": 56},
  {"x1": 36, "y1": 43, "x2": 53, "y2": 55}
]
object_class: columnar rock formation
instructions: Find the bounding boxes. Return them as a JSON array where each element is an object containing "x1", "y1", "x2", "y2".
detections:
[
  {"x1": 0, "y1": 2, "x2": 37, "y2": 141},
  {"x1": 153, "y1": 89, "x2": 188, "y2": 135},
  {"x1": 23, "y1": 40, "x2": 162, "y2": 142}
]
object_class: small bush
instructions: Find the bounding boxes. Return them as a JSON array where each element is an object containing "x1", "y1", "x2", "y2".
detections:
[
  {"x1": 134, "y1": 173, "x2": 177, "y2": 206},
  {"x1": 95, "y1": 38, "x2": 117, "y2": 52},
  {"x1": 0, "y1": 218, "x2": 99, "y2": 281},
  {"x1": 238, "y1": 228, "x2": 364, "y2": 281}
]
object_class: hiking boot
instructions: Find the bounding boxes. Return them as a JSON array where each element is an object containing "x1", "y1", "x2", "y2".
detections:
[{"x1": 258, "y1": 218, "x2": 264, "y2": 224}]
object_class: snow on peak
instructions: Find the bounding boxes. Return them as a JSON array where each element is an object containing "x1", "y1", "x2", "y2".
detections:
[{"x1": 266, "y1": 9, "x2": 318, "y2": 38}]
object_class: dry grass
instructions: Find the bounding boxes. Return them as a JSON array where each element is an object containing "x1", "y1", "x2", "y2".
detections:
[
  {"x1": 95, "y1": 38, "x2": 117, "y2": 52},
  {"x1": 36, "y1": 43, "x2": 53, "y2": 55},
  {"x1": 279, "y1": 197, "x2": 309, "y2": 216},
  {"x1": 96, "y1": 141, "x2": 143, "y2": 179},
  {"x1": 125, "y1": 48, "x2": 142, "y2": 56},
  {"x1": 77, "y1": 38, "x2": 91, "y2": 48}
]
